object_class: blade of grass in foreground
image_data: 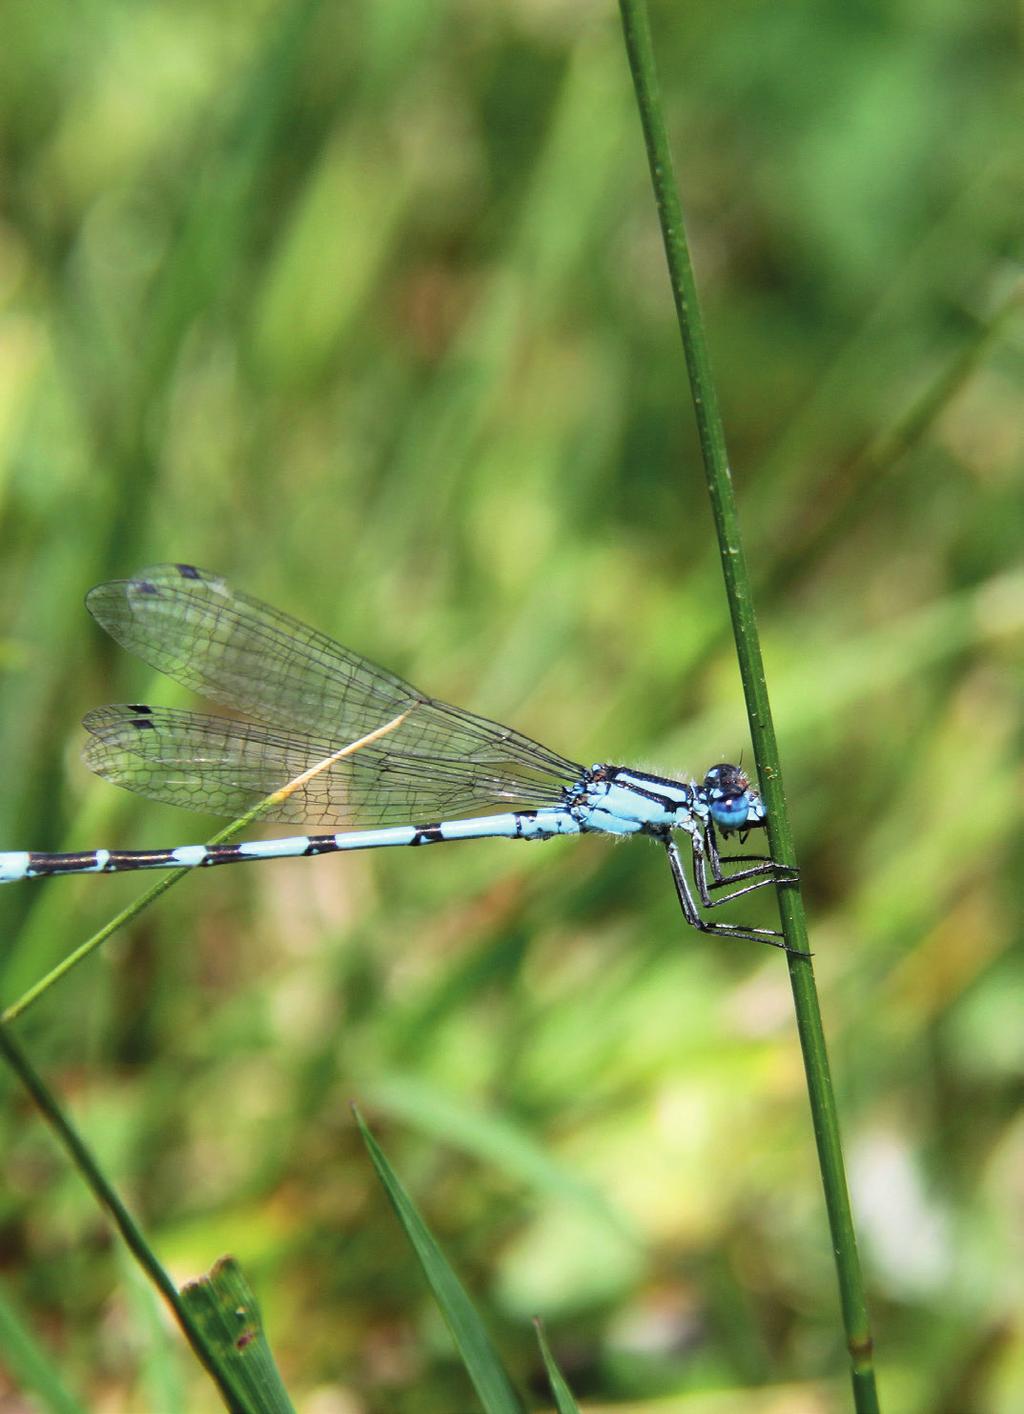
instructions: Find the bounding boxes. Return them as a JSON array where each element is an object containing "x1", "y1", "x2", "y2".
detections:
[
  {"x1": 353, "y1": 1106, "x2": 525, "y2": 1414},
  {"x1": 616, "y1": 3, "x2": 880, "y2": 1411},
  {"x1": 3, "y1": 712, "x2": 411, "y2": 1023},
  {"x1": 0, "y1": 1276, "x2": 89, "y2": 1414},
  {"x1": 180, "y1": 1258, "x2": 296, "y2": 1414},
  {"x1": 0, "y1": 1020, "x2": 289, "y2": 1413},
  {"x1": 1, "y1": 804, "x2": 277, "y2": 1023},
  {"x1": 533, "y1": 1317, "x2": 580, "y2": 1414}
]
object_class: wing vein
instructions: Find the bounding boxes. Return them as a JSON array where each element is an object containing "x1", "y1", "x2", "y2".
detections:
[{"x1": 82, "y1": 565, "x2": 582, "y2": 825}]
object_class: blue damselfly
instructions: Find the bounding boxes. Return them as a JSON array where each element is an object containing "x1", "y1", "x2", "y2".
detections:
[{"x1": 0, "y1": 565, "x2": 796, "y2": 947}]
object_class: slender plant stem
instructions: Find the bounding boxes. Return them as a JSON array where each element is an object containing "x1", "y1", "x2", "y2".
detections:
[
  {"x1": 2, "y1": 808, "x2": 266, "y2": 1023},
  {"x1": 761, "y1": 283, "x2": 1024, "y2": 602},
  {"x1": 2, "y1": 712, "x2": 412, "y2": 1024},
  {"x1": 0, "y1": 1021, "x2": 247, "y2": 1413},
  {"x1": 617, "y1": 3, "x2": 879, "y2": 1410}
]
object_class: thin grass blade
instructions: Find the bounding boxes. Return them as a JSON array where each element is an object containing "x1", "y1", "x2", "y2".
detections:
[
  {"x1": 353, "y1": 1105, "x2": 525, "y2": 1414},
  {"x1": 532, "y1": 1317, "x2": 580, "y2": 1414},
  {"x1": 0, "y1": 1022, "x2": 253, "y2": 1411},
  {"x1": 616, "y1": 3, "x2": 880, "y2": 1409},
  {"x1": 0, "y1": 1277, "x2": 89, "y2": 1414}
]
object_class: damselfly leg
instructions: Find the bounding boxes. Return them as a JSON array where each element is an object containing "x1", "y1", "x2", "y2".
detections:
[
  {"x1": 663, "y1": 835, "x2": 801, "y2": 952},
  {"x1": 693, "y1": 821, "x2": 799, "y2": 905}
]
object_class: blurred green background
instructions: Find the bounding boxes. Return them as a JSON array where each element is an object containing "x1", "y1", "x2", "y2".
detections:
[{"x1": 1, "y1": 0, "x2": 1021, "y2": 1409}]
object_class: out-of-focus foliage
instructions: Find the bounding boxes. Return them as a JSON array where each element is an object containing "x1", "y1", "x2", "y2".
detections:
[{"x1": 0, "y1": 0, "x2": 1021, "y2": 1409}]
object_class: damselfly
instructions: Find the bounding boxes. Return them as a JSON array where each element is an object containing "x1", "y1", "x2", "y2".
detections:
[{"x1": 0, "y1": 565, "x2": 797, "y2": 947}]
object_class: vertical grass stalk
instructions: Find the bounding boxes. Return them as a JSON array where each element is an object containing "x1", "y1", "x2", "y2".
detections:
[{"x1": 617, "y1": 3, "x2": 880, "y2": 1409}]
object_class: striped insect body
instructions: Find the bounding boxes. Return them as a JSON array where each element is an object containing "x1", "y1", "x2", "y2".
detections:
[
  {"x1": 0, "y1": 564, "x2": 796, "y2": 948},
  {"x1": 578, "y1": 765, "x2": 697, "y2": 836}
]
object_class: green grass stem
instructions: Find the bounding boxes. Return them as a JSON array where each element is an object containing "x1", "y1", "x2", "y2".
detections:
[
  {"x1": 2, "y1": 801, "x2": 277, "y2": 1024},
  {"x1": 0, "y1": 1276, "x2": 89, "y2": 1414},
  {"x1": 0, "y1": 1021, "x2": 255, "y2": 1412},
  {"x1": 760, "y1": 281, "x2": 1024, "y2": 601},
  {"x1": 617, "y1": 3, "x2": 880, "y2": 1409}
]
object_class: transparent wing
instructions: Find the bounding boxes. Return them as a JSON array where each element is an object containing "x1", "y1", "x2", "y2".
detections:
[
  {"x1": 83, "y1": 564, "x2": 581, "y2": 821},
  {"x1": 83, "y1": 707, "x2": 570, "y2": 826}
]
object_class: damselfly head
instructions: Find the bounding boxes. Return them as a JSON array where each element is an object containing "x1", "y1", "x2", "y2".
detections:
[{"x1": 702, "y1": 763, "x2": 765, "y2": 833}]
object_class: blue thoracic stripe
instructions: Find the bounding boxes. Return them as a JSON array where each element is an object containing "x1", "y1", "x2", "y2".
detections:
[{"x1": 0, "y1": 564, "x2": 795, "y2": 949}]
